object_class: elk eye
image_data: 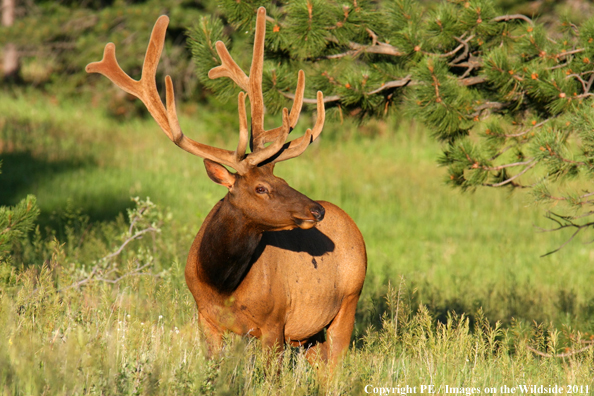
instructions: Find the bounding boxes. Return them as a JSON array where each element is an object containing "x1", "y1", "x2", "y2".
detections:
[{"x1": 255, "y1": 186, "x2": 268, "y2": 194}]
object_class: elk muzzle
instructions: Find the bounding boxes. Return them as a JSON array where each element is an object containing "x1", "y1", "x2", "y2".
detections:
[{"x1": 294, "y1": 202, "x2": 325, "y2": 230}]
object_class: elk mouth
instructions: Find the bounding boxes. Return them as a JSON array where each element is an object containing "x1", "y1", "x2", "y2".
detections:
[
  {"x1": 292, "y1": 204, "x2": 325, "y2": 230},
  {"x1": 293, "y1": 217, "x2": 318, "y2": 230}
]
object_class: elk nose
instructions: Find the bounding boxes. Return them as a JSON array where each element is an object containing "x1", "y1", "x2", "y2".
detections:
[{"x1": 310, "y1": 205, "x2": 325, "y2": 222}]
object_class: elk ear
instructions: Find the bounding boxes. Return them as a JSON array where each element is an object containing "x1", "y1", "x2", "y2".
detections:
[
  {"x1": 204, "y1": 159, "x2": 236, "y2": 189},
  {"x1": 260, "y1": 162, "x2": 275, "y2": 173}
]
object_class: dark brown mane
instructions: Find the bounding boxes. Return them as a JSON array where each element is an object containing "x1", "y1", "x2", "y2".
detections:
[{"x1": 198, "y1": 203, "x2": 263, "y2": 293}]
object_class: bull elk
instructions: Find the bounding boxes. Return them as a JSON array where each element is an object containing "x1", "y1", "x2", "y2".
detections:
[{"x1": 86, "y1": 7, "x2": 367, "y2": 370}]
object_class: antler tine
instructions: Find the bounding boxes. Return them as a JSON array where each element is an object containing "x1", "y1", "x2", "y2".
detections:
[
  {"x1": 277, "y1": 128, "x2": 313, "y2": 162},
  {"x1": 164, "y1": 77, "x2": 245, "y2": 172},
  {"x1": 309, "y1": 91, "x2": 326, "y2": 140},
  {"x1": 207, "y1": 7, "x2": 268, "y2": 154},
  {"x1": 142, "y1": 16, "x2": 167, "y2": 86},
  {"x1": 204, "y1": 7, "x2": 320, "y2": 167},
  {"x1": 248, "y1": 7, "x2": 267, "y2": 143},
  {"x1": 289, "y1": 70, "x2": 306, "y2": 127},
  {"x1": 252, "y1": 69, "x2": 306, "y2": 148},
  {"x1": 208, "y1": 41, "x2": 250, "y2": 91},
  {"x1": 236, "y1": 92, "x2": 249, "y2": 163},
  {"x1": 246, "y1": 108, "x2": 291, "y2": 166},
  {"x1": 87, "y1": 16, "x2": 248, "y2": 174},
  {"x1": 86, "y1": 16, "x2": 171, "y2": 139},
  {"x1": 86, "y1": 44, "x2": 137, "y2": 98},
  {"x1": 272, "y1": 91, "x2": 325, "y2": 163}
]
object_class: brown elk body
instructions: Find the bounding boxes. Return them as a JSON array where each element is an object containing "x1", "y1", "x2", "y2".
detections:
[{"x1": 87, "y1": 7, "x2": 366, "y2": 369}]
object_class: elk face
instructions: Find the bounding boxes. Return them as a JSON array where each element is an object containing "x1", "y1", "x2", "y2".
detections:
[{"x1": 204, "y1": 159, "x2": 325, "y2": 231}]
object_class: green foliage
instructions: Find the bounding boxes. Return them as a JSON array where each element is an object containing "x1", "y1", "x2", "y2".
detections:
[
  {"x1": 284, "y1": 0, "x2": 338, "y2": 59},
  {"x1": 2, "y1": 89, "x2": 594, "y2": 326},
  {"x1": 186, "y1": 0, "x2": 594, "y2": 251},
  {"x1": 3, "y1": 2, "x2": 594, "y2": 391},
  {"x1": 188, "y1": 16, "x2": 239, "y2": 103},
  {"x1": 0, "y1": 194, "x2": 40, "y2": 260},
  {"x1": 2, "y1": 85, "x2": 594, "y2": 394}
]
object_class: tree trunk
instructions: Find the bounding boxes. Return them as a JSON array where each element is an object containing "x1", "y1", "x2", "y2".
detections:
[{"x1": 2, "y1": 0, "x2": 19, "y2": 80}]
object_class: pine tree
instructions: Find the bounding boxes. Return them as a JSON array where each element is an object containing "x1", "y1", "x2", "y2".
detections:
[
  {"x1": 188, "y1": 0, "x2": 594, "y2": 253},
  {"x1": 0, "y1": 162, "x2": 39, "y2": 261}
]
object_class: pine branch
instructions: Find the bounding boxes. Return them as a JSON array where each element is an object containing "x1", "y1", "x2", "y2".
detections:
[
  {"x1": 367, "y1": 76, "x2": 414, "y2": 94},
  {"x1": 537, "y1": 212, "x2": 594, "y2": 256},
  {"x1": 501, "y1": 118, "x2": 553, "y2": 138},
  {"x1": 488, "y1": 145, "x2": 515, "y2": 161},
  {"x1": 450, "y1": 35, "x2": 475, "y2": 65},
  {"x1": 567, "y1": 73, "x2": 589, "y2": 92},
  {"x1": 0, "y1": 195, "x2": 40, "y2": 256},
  {"x1": 542, "y1": 191, "x2": 594, "y2": 205},
  {"x1": 586, "y1": 73, "x2": 594, "y2": 93},
  {"x1": 481, "y1": 159, "x2": 535, "y2": 171},
  {"x1": 424, "y1": 35, "x2": 475, "y2": 59},
  {"x1": 321, "y1": 37, "x2": 405, "y2": 60},
  {"x1": 558, "y1": 48, "x2": 585, "y2": 58},
  {"x1": 483, "y1": 160, "x2": 538, "y2": 187},
  {"x1": 278, "y1": 76, "x2": 414, "y2": 103},
  {"x1": 460, "y1": 76, "x2": 488, "y2": 86},
  {"x1": 470, "y1": 102, "x2": 507, "y2": 117},
  {"x1": 492, "y1": 14, "x2": 534, "y2": 25},
  {"x1": 279, "y1": 91, "x2": 340, "y2": 104}
]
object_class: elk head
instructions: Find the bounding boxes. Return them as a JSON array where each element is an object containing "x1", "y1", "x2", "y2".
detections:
[{"x1": 86, "y1": 7, "x2": 326, "y2": 231}]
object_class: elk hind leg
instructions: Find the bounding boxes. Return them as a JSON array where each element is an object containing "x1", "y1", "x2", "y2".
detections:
[{"x1": 323, "y1": 294, "x2": 359, "y2": 372}]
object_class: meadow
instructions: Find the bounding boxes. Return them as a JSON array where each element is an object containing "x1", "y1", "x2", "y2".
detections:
[{"x1": 1, "y1": 90, "x2": 594, "y2": 395}]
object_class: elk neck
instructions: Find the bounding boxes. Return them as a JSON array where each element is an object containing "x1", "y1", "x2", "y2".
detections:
[{"x1": 197, "y1": 195, "x2": 265, "y2": 294}]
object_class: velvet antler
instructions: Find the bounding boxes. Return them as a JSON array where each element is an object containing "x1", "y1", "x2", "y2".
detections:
[{"x1": 86, "y1": 8, "x2": 325, "y2": 172}]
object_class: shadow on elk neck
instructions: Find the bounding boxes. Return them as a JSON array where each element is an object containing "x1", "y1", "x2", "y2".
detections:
[
  {"x1": 260, "y1": 227, "x2": 336, "y2": 257},
  {"x1": 202, "y1": 227, "x2": 336, "y2": 294}
]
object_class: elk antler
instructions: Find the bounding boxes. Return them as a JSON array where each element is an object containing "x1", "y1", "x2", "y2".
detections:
[
  {"x1": 208, "y1": 6, "x2": 325, "y2": 164},
  {"x1": 86, "y1": 8, "x2": 324, "y2": 173},
  {"x1": 86, "y1": 16, "x2": 252, "y2": 173}
]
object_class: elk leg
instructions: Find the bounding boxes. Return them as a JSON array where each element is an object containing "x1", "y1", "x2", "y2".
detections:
[
  {"x1": 324, "y1": 294, "x2": 359, "y2": 371},
  {"x1": 199, "y1": 312, "x2": 223, "y2": 357},
  {"x1": 260, "y1": 327, "x2": 285, "y2": 373},
  {"x1": 303, "y1": 330, "x2": 328, "y2": 367}
]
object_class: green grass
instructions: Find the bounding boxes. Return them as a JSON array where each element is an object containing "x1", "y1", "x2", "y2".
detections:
[{"x1": 1, "y1": 90, "x2": 594, "y2": 394}]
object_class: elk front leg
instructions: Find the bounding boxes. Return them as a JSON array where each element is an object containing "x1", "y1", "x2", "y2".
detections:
[
  {"x1": 199, "y1": 312, "x2": 224, "y2": 358},
  {"x1": 260, "y1": 326, "x2": 285, "y2": 373}
]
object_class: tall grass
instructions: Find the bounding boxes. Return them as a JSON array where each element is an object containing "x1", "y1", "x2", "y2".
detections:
[
  {"x1": 2, "y1": 90, "x2": 594, "y2": 394},
  {"x1": 2, "y1": 237, "x2": 593, "y2": 394}
]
